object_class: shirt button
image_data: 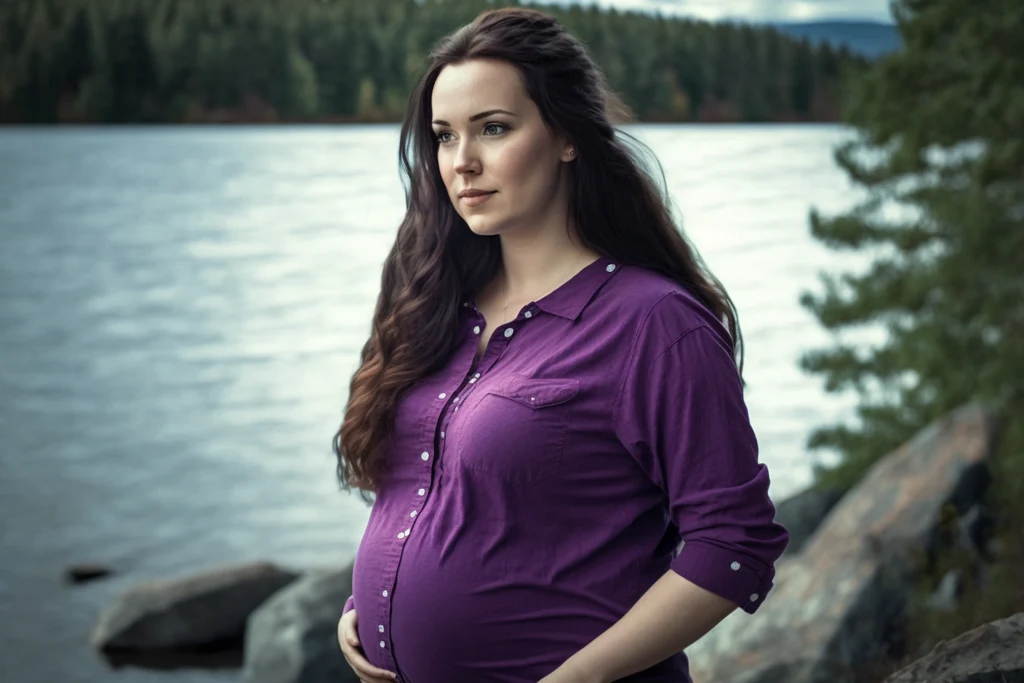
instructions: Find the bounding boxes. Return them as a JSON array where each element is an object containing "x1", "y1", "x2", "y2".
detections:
[
  {"x1": 410, "y1": 511, "x2": 417, "y2": 517},
  {"x1": 378, "y1": 625, "x2": 384, "y2": 633},
  {"x1": 524, "y1": 311, "x2": 532, "y2": 318},
  {"x1": 453, "y1": 397, "x2": 459, "y2": 402},
  {"x1": 382, "y1": 590, "x2": 388, "y2": 597},
  {"x1": 380, "y1": 641, "x2": 386, "y2": 648},
  {"x1": 750, "y1": 593, "x2": 759, "y2": 601},
  {"x1": 418, "y1": 488, "x2": 425, "y2": 495},
  {"x1": 730, "y1": 561, "x2": 741, "y2": 571},
  {"x1": 504, "y1": 328, "x2": 514, "y2": 338},
  {"x1": 438, "y1": 392, "x2": 446, "y2": 399},
  {"x1": 421, "y1": 451, "x2": 429, "y2": 461},
  {"x1": 469, "y1": 378, "x2": 476, "y2": 384},
  {"x1": 473, "y1": 325, "x2": 480, "y2": 334},
  {"x1": 440, "y1": 431, "x2": 445, "y2": 438},
  {"x1": 607, "y1": 264, "x2": 617, "y2": 272},
  {"x1": 397, "y1": 531, "x2": 405, "y2": 539},
  {"x1": 475, "y1": 373, "x2": 481, "y2": 378},
  {"x1": 404, "y1": 528, "x2": 411, "y2": 535}
]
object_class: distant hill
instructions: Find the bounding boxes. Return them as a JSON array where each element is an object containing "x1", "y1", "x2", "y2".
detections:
[{"x1": 770, "y1": 21, "x2": 902, "y2": 58}]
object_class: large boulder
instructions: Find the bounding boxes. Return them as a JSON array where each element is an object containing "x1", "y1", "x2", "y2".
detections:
[
  {"x1": 686, "y1": 403, "x2": 998, "y2": 683},
  {"x1": 91, "y1": 561, "x2": 300, "y2": 653},
  {"x1": 242, "y1": 561, "x2": 360, "y2": 683},
  {"x1": 882, "y1": 612, "x2": 1024, "y2": 682},
  {"x1": 773, "y1": 485, "x2": 847, "y2": 556}
]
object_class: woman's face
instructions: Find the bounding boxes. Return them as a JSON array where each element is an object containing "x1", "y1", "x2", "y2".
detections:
[{"x1": 430, "y1": 58, "x2": 573, "y2": 239}]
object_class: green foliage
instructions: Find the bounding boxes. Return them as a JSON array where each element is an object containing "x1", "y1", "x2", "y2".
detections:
[
  {"x1": 0, "y1": 0, "x2": 869, "y2": 123},
  {"x1": 801, "y1": 0, "x2": 1024, "y2": 493},
  {"x1": 805, "y1": 6, "x2": 1024, "y2": 658}
]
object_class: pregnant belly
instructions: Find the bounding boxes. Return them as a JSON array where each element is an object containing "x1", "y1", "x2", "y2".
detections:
[{"x1": 354, "y1": 529, "x2": 611, "y2": 683}]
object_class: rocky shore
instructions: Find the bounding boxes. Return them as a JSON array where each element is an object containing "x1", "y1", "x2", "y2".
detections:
[{"x1": 82, "y1": 403, "x2": 1022, "y2": 682}]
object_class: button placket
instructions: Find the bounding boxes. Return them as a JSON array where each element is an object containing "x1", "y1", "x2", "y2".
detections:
[
  {"x1": 381, "y1": 419, "x2": 439, "y2": 668},
  {"x1": 443, "y1": 319, "x2": 495, "y2": 467},
  {"x1": 433, "y1": 363, "x2": 473, "y2": 482},
  {"x1": 409, "y1": 438, "x2": 435, "y2": 536}
]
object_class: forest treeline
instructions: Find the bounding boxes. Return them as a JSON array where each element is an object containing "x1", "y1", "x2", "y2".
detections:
[{"x1": 0, "y1": 0, "x2": 871, "y2": 124}]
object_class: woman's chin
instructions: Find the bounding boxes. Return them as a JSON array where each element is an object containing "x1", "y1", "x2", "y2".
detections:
[{"x1": 464, "y1": 218, "x2": 504, "y2": 237}]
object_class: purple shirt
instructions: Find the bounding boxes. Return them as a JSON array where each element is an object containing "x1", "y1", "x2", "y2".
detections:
[{"x1": 344, "y1": 255, "x2": 789, "y2": 682}]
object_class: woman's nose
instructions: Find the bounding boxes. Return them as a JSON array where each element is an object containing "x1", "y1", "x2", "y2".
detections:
[{"x1": 453, "y1": 141, "x2": 481, "y2": 175}]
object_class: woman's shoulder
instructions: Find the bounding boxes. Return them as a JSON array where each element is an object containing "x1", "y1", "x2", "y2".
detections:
[{"x1": 605, "y1": 262, "x2": 727, "y2": 340}]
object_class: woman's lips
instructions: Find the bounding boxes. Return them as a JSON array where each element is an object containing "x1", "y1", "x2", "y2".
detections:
[{"x1": 461, "y1": 191, "x2": 496, "y2": 207}]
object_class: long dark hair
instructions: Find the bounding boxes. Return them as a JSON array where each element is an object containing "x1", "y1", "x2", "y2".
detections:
[{"x1": 334, "y1": 7, "x2": 742, "y2": 499}]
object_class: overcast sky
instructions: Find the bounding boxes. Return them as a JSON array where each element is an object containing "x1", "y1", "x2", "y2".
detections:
[{"x1": 536, "y1": 0, "x2": 894, "y2": 23}]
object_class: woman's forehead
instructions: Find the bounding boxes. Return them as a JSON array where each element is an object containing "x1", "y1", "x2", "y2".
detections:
[{"x1": 431, "y1": 60, "x2": 528, "y2": 119}]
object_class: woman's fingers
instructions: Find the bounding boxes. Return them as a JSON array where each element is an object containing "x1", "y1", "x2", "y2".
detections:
[
  {"x1": 337, "y1": 610, "x2": 398, "y2": 682},
  {"x1": 337, "y1": 608, "x2": 358, "y2": 648},
  {"x1": 347, "y1": 647, "x2": 398, "y2": 682}
]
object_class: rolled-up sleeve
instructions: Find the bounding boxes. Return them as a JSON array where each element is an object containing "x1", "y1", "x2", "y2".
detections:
[{"x1": 613, "y1": 317, "x2": 789, "y2": 614}]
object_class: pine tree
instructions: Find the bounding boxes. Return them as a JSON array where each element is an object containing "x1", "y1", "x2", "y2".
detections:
[{"x1": 801, "y1": 0, "x2": 1024, "y2": 491}]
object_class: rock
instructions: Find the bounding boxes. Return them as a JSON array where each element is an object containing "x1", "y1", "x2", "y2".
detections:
[
  {"x1": 685, "y1": 403, "x2": 998, "y2": 683},
  {"x1": 91, "y1": 561, "x2": 300, "y2": 653},
  {"x1": 773, "y1": 485, "x2": 847, "y2": 556},
  {"x1": 66, "y1": 563, "x2": 114, "y2": 584},
  {"x1": 882, "y1": 612, "x2": 1024, "y2": 682},
  {"x1": 242, "y1": 561, "x2": 359, "y2": 683}
]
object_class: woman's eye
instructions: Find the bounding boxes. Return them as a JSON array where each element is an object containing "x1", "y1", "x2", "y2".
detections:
[{"x1": 435, "y1": 124, "x2": 505, "y2": 144}]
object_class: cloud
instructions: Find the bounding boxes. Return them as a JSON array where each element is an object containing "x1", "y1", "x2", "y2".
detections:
[{"x1": 536, "y1": 0, "x2": 894, "y2": 23}]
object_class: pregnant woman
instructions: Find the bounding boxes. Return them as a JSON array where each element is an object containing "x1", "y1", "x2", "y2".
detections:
[{"x1": 333, "y1": 7, "x2": 790, "y2": 683}]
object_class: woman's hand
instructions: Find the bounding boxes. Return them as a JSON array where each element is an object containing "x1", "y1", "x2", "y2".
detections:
[{"x1": 337, "y1": 609, "x2": 398, "y2": 682}]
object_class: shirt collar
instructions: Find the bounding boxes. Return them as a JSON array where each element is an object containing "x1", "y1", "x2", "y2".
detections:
[
  {"x1": 535, "y1": 254, "x2": 620, "y2": 321},
  {"x1": 463, "y1": 255, "x2": 620, "y2": 322}
]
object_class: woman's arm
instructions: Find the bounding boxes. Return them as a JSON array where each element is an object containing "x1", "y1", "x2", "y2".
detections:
[
  {"x1": 543, "y1": 569, "x2": 737, "y2": 683},
  {"x1": 544, "y1": 314, "x2": 790, "y2": 683}
]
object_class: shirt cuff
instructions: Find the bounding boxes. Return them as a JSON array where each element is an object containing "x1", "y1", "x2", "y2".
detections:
[
  {"x1": 670, "y1": 540, "x2": 774, "y2": 614},
  {"x1": 343, "y1": 594, "x2": 356, "y2": 616}
]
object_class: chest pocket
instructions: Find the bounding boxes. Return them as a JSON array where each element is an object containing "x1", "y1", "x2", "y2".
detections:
[{"x1": 455, "y1": 374, "x2": 579, "y2": 483}]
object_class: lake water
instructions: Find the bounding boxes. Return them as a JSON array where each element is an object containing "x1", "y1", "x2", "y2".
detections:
[{"x1": 0, "y1": 124, "x2": 869, "y2": 683}]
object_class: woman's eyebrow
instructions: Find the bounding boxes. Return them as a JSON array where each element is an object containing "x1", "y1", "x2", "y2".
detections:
[{"x1": 431, "y1": 109, "x2": 518, "y2": 126}]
